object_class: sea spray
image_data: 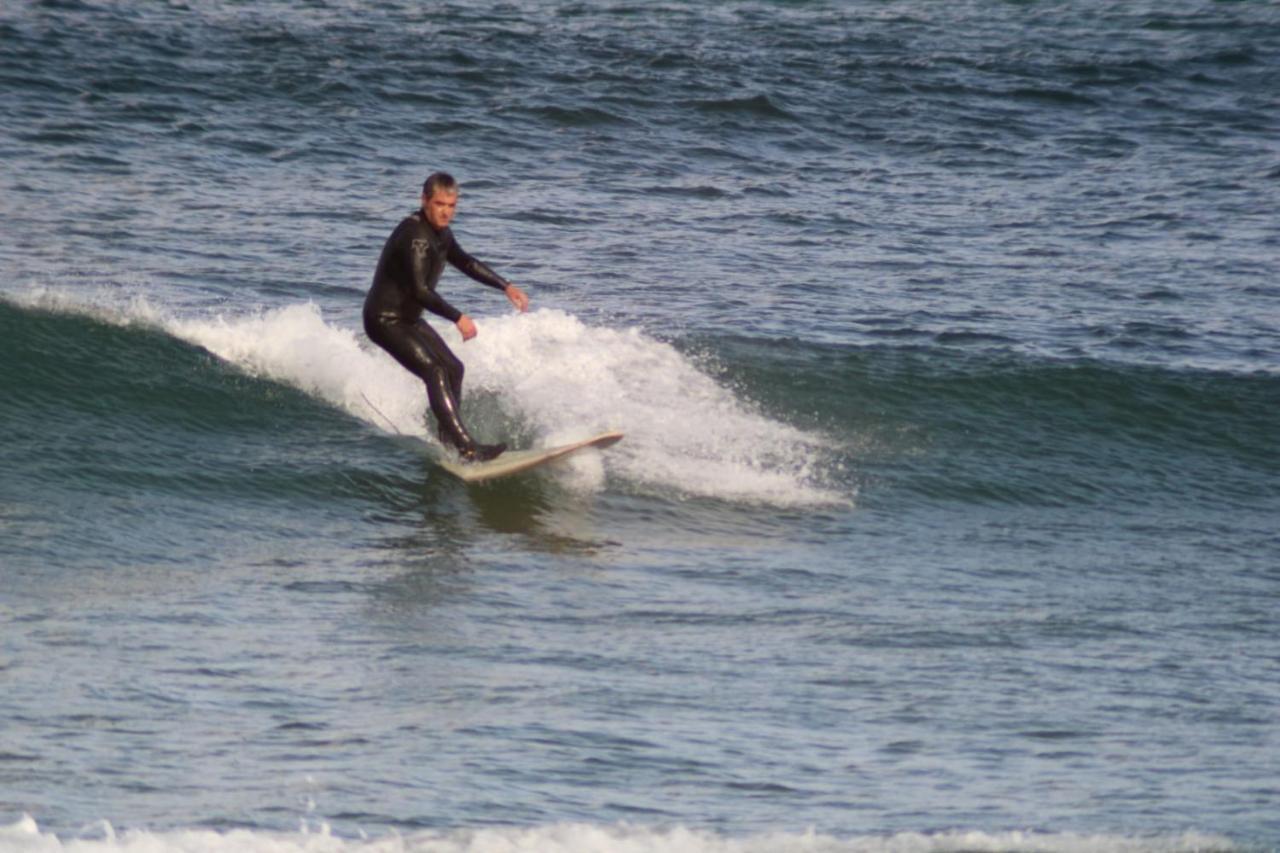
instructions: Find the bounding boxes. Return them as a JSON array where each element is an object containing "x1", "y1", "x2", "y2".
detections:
[
  {"x1": 171, "y1": 303, "x2": 844, "y2": 505},
  {"x1": 468, "y1": 310, "x2": 846, "y2": 506}
]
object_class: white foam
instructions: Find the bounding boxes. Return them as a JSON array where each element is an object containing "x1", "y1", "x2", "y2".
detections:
[
  {"x1": 169, "y1": 303, "x2": 431, "y2": 440},
  {"x1": 0, "y1": 816, "x2": 1242, "y2": 853},
  {"x1": 464, "y1": 309, "x2": 846, "y2": 505},
  {"x1": 7, "y1": 285, "x2": 169, "y2": 329},
  {"x1": 6, "y1": 289, "x2": 847, "y2": 506}
]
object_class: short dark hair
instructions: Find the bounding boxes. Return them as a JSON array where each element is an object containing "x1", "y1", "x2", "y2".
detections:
[{"x1": 422, "y1": 172, "x2": 458, "y2": 197}]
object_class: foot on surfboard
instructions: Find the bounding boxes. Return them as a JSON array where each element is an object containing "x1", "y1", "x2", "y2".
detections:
[
  {"x1": 436, "y1": 431, "x2": 623, "y2": 483},
  {"x1": 460, "y1": 442, "x2": 507, "y2": 463}
]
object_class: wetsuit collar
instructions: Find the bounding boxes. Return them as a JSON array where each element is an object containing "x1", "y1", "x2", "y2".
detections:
[{"x1": 416, "y1": 208, "x2": 449, "y2": 234}]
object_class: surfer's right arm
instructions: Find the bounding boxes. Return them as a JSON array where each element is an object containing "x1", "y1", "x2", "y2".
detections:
[
  {"x1": 404, "y1": 227, "x2": 464, "y2": 325},
  {"x1": 412, "y1": 282, "x2": 463, "y2": 325},
  {"x1": 408, "y1": 257, "x2": 475, "y2": 341}
]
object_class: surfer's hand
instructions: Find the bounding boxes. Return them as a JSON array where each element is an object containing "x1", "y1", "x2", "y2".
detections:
[
  {"x1": 456, "y1": 314, "x2": 477, "y2": 341},
  {"x1": 505, "y1": 284, "x2": 529, "y2": 313}
]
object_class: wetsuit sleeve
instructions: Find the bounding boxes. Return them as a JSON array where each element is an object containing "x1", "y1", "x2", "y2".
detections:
[
  {"x1": 415, "y1": 285, "x2": 463, "y2": 323},
  {"x1": 447, "y1": 240, "x2": 512, "y2": 291}
]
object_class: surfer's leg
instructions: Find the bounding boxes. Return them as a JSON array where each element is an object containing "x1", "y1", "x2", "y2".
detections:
[
  {"x1": 366, "y1": 320, "x2": 475, "y2": 449},
  {"x1": 408, "y1": 322, "x2": 481, "y2": 453},
  {"x1": 367, "y1": 320, "x2": 502, "y2": 461},
  {"x1": 416, "y1": 320, "x2": 465, "y2": 404}
]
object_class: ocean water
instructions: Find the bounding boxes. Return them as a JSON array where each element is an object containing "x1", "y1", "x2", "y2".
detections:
[{"x1": 2, "y1": 1, "x2": 1279, "y2": 851}]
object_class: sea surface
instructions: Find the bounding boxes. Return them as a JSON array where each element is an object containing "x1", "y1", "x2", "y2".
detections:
[{"x1": 2, "y1": 1, "x2": 1279, "y2": 851}]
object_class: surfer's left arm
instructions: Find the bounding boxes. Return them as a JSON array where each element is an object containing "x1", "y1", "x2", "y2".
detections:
[{"x1": 447, "y1": 242, "x2": 529, "y2": 312}]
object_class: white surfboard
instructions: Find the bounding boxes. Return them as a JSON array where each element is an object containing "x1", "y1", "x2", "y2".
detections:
[{"x1": 436, "y1": 430, "x2": 624, "y2": 483}]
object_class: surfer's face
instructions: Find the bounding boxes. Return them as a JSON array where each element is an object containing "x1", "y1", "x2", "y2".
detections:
[{"x1": 422, "y1": 189, "x2": 459, "y2": 230}]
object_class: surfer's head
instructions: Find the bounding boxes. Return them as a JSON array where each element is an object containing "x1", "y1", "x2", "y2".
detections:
[{"x1": 421, "y1": 172, "x2": 459, "y2": 230}]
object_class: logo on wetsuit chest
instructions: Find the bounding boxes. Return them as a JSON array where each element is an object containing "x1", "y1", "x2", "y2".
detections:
[
  {"x1": 412, "y1": 227, "x2": 449, "y2": 257},
  {"x1": 410, "y1": 236, "x2": 447, "y2": 284}
]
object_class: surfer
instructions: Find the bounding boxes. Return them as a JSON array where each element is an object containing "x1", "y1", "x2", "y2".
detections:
[{"x1": 364, "y1": 172, "x2": 530, "y2": 462}]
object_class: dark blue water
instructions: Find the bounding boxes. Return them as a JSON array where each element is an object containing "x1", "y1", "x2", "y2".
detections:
[{"x1": 2, "y1": 2, "x2": 1278, "y2": 851}]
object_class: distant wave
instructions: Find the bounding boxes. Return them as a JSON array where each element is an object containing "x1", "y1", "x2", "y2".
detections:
[
  {"x1": 687, "y1": 93, "x2": 796, "y2": 121},
  {"x1": 0, "y1": 815, "x2": 1248, "y2": 853}
]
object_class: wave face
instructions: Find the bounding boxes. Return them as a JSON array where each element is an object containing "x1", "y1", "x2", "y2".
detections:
[
  {"x1": 8, "y1": 294, "x2": 1275, "y2": 517},
  {"x1": 702, "y1": 334, "x2": 1280, "y2": 513},
  {"x1": 1, "y1": 295, "x2": 844, "y2": 508}
]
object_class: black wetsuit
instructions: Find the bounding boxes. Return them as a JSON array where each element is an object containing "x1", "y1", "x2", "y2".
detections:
[{"x1": 363, "y1": 209, "x2": 512, "y2": 455}]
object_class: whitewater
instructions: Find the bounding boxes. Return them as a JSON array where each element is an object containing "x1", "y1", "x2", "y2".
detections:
[{"x1": 8, "y1": 288, "x2": 845, "y2": 507}]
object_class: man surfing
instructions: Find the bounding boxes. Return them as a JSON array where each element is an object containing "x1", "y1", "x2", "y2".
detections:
[{"x1": 364, "y1": 172, "x2": 529, "y2": 462}]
